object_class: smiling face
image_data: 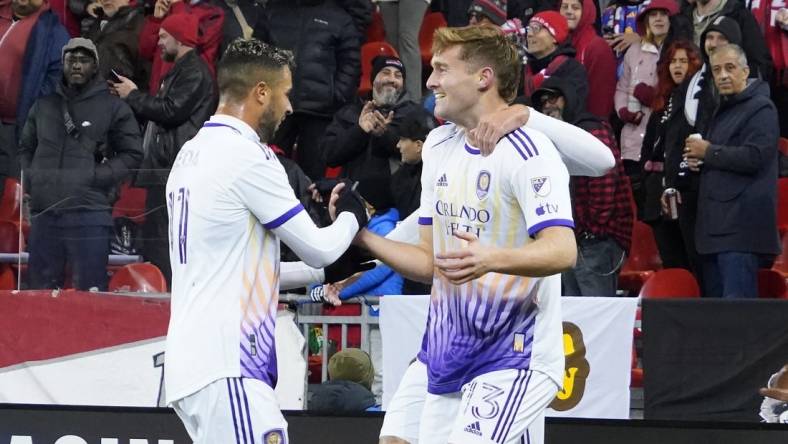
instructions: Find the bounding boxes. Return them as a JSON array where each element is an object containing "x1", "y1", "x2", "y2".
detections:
[
  {"x1": 526, "y1": 21, "x2": 557, "y2": 59},
  {"x1": 647, "y1": 9, "x2": 670, "y2": 39},
  {"x1": 63, "y1": 49, "x2": 97, "y2": 89},
  {"x1": 372, "y1": 66, "x2": 404, "y2": 107},
  {"x1": 559, "y1": 0, "x2": 583, "y2": 31},
  {"x1": 669, "y1": 48, "x2": 689, "y2": 84},
  {"x1": 426, "y1": 45, "x2": 483, "y2": 125}
]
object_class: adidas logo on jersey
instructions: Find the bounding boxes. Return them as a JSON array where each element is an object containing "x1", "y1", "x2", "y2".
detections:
[
  {"x1": 464, "y1": 421, "x2": 482, "y2": 436},
  {"x1": 437, "y1": 173, "x2": 448, "y2": 187}
]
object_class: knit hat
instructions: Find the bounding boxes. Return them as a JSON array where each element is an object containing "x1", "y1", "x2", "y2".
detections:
[
  {"x1": 699, "y1": 15, "x2": 743, "y2": 59},
  {"x1": 62, "y1": 37, "x2": 99, "y2": 64},
  {"x1": 530, "y1": 11, "x2": 570, "y2": 45},
  {"x1": 328, "y1": 348, "x2": 374, "y2": 390},
  {"x1": 161, "y1": 13, "x2": 199, "y2": 48},
  {"x1": 636, "y1": 0, "x2": 679, "y2": 35},
  {"x1": 370, "y1": 55, "x2": 406, "y2": 86},
  {"x1": 468, "y1": 0, "x2": 507, "y2": 26}
]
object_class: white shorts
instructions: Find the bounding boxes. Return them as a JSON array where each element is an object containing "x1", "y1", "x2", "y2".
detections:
[
  {"x1": 172, "y1": 377, "x2": 288, "y2": 444},
  {"x1": 381, "y1": 362, "x2": 555, "y2": 444}
]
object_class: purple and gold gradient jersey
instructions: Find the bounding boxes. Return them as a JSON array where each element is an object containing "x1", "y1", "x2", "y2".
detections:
[
  {"x1": 164, "y1": 115, "x2": 306, "y2": 404},
  {"x1": 416, "y1": 123, "x2": 572, "y2": 394}
]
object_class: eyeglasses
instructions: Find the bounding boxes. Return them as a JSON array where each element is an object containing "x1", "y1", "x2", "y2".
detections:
[
  {"x1": 539, "y1": 93, "x2": 561, "y2": 105},
  {"x1": 526, "y1": 22, "x2": 545, "y2": 34}
]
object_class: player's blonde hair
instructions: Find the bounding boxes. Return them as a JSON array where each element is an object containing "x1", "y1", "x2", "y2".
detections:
[{"x1": 432, "y1": 25, "x2": 521, "y2": 103}]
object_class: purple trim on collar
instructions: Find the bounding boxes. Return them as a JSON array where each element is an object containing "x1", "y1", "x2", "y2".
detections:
[{"x1": 465, "y1": 144, "x2": 481, "y2": 155}]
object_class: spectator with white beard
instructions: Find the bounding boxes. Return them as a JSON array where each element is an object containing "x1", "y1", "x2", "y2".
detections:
[{"x1": 322, "y1": 55, "x2": 423, "y2": 182}]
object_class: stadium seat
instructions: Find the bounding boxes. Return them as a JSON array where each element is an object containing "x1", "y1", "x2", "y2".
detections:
[
  {"x1": 0, "y1": 177, "x2": 22, "y2": 221},
  {"x1": 419, "y1": 12, "x2": 448, "y2": 66},
  {"x1": 639, "y1": 268, "x2": 700, "y2": 298},
  {"x1": 0, "y1": 220, "x2": 23, "y2": 253},
  {"x1": 112, "y1": 182, "x2": 147, "y2": 224},
  {"x1": 366, "y1": 9, "x2": 386, "y2": 43},
  {"x1": 779, "y1": 137, "x2": 788, "y2": 157},
  {"x1": 630, "y1": 346, "x2": 643, "y2": 388},
  {"x1": 619, "y1": 221, "x2": 662, "y2": 294},
  {"x1": 0, "y1": 264, "x2": 16, "y2": 290},
  {"x1": 778, "y1": 178, "x2": 788, "y2": 236},
  {"x1": 108, "y1": 263, "x2": 167, "y2": 293},
  {"x1": 772, "y1": 232, "x2": 788, "y2": 277},
  {"x1": 758, "y1": 269, "x2": 788, "y2": 299},
  {"x1": 358, "y1": 41, "x2": 398, "y2": 96}
]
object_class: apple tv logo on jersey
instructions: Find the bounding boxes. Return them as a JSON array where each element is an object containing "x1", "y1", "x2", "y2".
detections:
[{"x1": 536, "y1": 203, "x2": 558, "y2": 216}]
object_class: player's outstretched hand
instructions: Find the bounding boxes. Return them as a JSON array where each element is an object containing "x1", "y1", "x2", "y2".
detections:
[
  {"x1": 329, "y1": 181, "x2": 369, "y2": 228},
  {"x1": 434, "y1": 231, "x2": 493, "y2": 285},
  {"x1": 468, "y1": 104, "x2": 530, "y2": 156},
  {"x1": 325, "y1": 246, "x2": 375, "y2": 283}
]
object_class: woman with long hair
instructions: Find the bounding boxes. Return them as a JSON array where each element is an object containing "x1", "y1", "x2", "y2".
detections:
[{"x1": 639, "y1": 39, "x2": 703, "y2": 274}]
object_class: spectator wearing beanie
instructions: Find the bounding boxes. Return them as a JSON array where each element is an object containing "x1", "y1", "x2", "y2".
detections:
[
  {"x1": 309, "y1": 348, "x2": 376, "y2": 413},
  {"x1": 111, "y1": 13, "x2": 216, "y2": 288},
  {"x1": 615, "y1": 0, "x2": 677, "y2": 168},
  {"x1": 468, "y1": 0, "x2": 507, "y2": 25},
  {"x1": 138, "y1": 0, "x2": 224, "y2": 93},
  {"x1": 522, "y1": 11, "x2": 589, "y2": 106},
  {"x1": 323, "y1": 55, "x2": 424, "y2": 183},
  {"x1": 373, "y1": 0, "x2": 430, "y2": 102},
  {"x1": 0, "y1": 0, "x2": 69, "y2": 190},
  {"x1": 560, "y1": 0, "x2": 617, "y2": 119}
]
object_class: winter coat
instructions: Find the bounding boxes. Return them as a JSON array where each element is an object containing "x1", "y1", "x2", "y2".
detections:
[
  {"x1": 391, "y1": 161, "x2": 421, "y2": 219},
  {"x1": 254, "y1": 0, "x2": 361, "y2": 117},
  {"x1": 615, "y1": 40, "x2": 660, "y2": 161},
  {"x1": 217, "y1": 0, "x2": 264, "y2": 55},
  {"x1": 696, "y1": 80, "x2": 780, "y2": 256},
  {"x1": 84, "y1": 5, "x2": 148, "y2": 89},
  {"x1": 138, "y1": 0, "x2": 224, "y2": 93},
  {"x1": 322, "y1": 97, "x2": 423, "y2": 181},
  {"x1": 309, "y1": 380, "x2": 376, "y2": 413},
  {"x1": 570, "y1": 0, "x2": 617, "y2": 119},
  {"x1": 16, "y1": 10, "x2": 70, "y2": 139},
  {"x1": 523, "y1": 44, "x2": 589, "y2": 105},
  {"x1": 18, "y1": 78, "x2": 143, "y2": 214},
  {"x1": 339, "y1": 208, "x2": 403, "y2": 299},
  {"x1": 126, "y1": 50, "x2": 216, "y2": 187}
]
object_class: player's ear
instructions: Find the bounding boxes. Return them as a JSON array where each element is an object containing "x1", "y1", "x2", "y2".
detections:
[
  {"x1": 478, "y1": 66, "x2": 495, "y2": 91},
  {"x1": 253, "y1": 81, "x2": 271, "y2": 106}
]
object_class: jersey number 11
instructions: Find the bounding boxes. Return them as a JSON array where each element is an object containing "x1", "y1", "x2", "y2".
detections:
[{"x1": 168, "y1": 187, "x2": 190, "y2": 265}]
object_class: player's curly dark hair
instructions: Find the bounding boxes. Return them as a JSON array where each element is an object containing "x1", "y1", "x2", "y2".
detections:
[{"x1": 217, "y1": 38, "x2": 295, "y2": 103}]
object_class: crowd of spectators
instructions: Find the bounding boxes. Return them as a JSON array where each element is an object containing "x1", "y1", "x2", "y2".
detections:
[{"x1": 0, "y1": 0, "x2": 786, "y2": 298}]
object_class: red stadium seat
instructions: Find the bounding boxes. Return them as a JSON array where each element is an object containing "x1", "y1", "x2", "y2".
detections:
[
  {"x1": 366, "y1": 9, "x2": 386, "y2": 43},
  {"x1": 778, "y1": 178, "x2": 788, "y2": 236},
  {"x1": 108, "y1": 263, "x2": 167, "y2": 293},
  {"x1": 358, "y1": 41, "x2": 399, "y2": 96},
  {"x1": 419, "y1": 12, "x2": 448, "y2": 66},
  {"x1": 639, "y1": 268, "x2": 700, "y2": 298},
  {"x1": 0, "y1": 220, "x2": 23, "y2": 253},
  {"x1": 0, "y1": 177, "x2": 22, "y2": 221},
  {"x1": 772, "y1": 232, "x2": 788, "y2": 277},
  {"x1": 758, "y1": 269, "x2": 788, "y2": 299},
  {"x1": 779, "y1": 137, "x2": 788, "y2": 157},
  {"x1": 619, "y1": 221, "x2": 662, "y2": 294},
  {"x1": 0, "y1": 264, "x2": 16, "y2": 290},
  {"x1": 630, "y1": 346, "x2": 643, "y2": 388}
]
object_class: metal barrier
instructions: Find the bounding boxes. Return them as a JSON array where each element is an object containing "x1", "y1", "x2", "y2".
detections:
[{"x1": 280, "y1": 293, "x2": 380, "y2": 407}]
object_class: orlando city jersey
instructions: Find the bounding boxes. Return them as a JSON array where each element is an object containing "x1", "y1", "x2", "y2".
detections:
[
  {"x1": 417, "y1": 123, "x2": 572, "y2": 394},
  {"x1": 164, "y1": 115, "x2": 306, "y2": 404}
]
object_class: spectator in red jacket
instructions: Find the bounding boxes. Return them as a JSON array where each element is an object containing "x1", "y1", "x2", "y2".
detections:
[
  {"x1": 560, "y1": 0, "x2": 616, "y2": 119},
  {"x1": 138, "y1": 0, "x2": 223, "y2": 93},
  {"x1": 532, "y1": 75, "x2": 633, "y2": 296}
]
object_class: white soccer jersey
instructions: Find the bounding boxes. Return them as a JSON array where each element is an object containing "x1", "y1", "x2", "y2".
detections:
[
  {"x1": 416, "y1": 123, "x2": 571, "y2": 395},
  {"x1": 164, "y1": 115, "x2": 305, "y2": 404}
]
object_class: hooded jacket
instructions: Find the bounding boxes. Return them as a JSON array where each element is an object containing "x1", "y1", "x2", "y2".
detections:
[
  {"x1": 569, "y1": 0, "x2": 616, "y2": 119},
  {"x1": 535, "y1": 76, "x2": 633, "y2": 252},
  {"x1": 18, "y1": 77, "x2": 143, "y2": 215},
  {"x1": 696, "y1": 79, "x2": 779, "y2": 256},
  {"x1": 254, "y1": 0, "x2": 361, "y2": 117}
]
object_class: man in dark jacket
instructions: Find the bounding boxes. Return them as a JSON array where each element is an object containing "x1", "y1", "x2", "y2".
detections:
[
  {"x1": 18, "y1": 38, "x2": 143, "y2": 290},
  {"x1": 309, "y1": 348, "x2": 376, "y2": 413},
  {"x1": 253, "y1": 0, "x2": 361, "y2": 181},
  {"x1": 111, "y1": 13, "x2": 216, "y2": 287},
  {"x1": 684, "y1": 44, "x2": 779, "y2": 298},
  {"x1": 522, "y1": 11, "x2": 589, "y2": 105},
  {"x1": 83, "y1": 0, "x2": 148, "y2": 89},
  {"x1": 322, "y1": 56, "x2": 423, "y2": 183},
  {"x1": 532, "y1": 76, "x2": 633, "y2": 296},
  {"x1": 0, "y1": 0, "x2": 69, "y2": 190}
]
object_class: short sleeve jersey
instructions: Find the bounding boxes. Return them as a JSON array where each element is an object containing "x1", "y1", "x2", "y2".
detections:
[
  {"x1": 164, "y1": 115, "x2": 305, "y2": 404},
  {"x1": 417, "y1": 123, "x2": 573, "y2": 394}
]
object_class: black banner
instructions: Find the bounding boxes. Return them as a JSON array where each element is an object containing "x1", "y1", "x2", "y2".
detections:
[{"x1": 643, "y1": 299, "x2": 788, "y2": 421}]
